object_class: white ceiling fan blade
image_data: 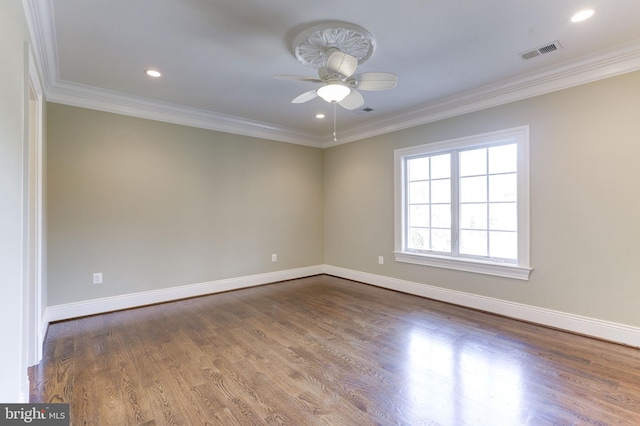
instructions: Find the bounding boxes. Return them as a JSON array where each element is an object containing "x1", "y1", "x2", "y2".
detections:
[
  {"x1": 338, "y1": 89, "x2": 364, "y2": 110},
  {"x1": 349, "y1": 72, "x2": 398, "y2": 91},
  {"x1": 292, "y1": 89, "x2": 318, "y2": 104},
  {"x1": 326, "y1": 51, "x2": 358, "y2": 78},
  {"x1": 274, "y1": 74, "x2": 322, "y2": 83}
]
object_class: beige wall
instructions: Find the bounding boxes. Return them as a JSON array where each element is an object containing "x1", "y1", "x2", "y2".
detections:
[
  {"x1": 324, "y1": 71, "x2": 640, "y2": 327},
  {"x1": 47, "y1": 104, "x2": 323, "y2": 305},
  {"x1": 47, "y1": 71, "x2": 640, "y2": 328}
]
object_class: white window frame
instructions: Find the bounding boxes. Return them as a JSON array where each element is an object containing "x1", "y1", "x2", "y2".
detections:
[{"x1": 394, "y1": 126, "x2": 531, "y2": 280}]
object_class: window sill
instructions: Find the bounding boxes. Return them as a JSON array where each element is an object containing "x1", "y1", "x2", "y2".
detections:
[{"x1": 394, "y1": 251, "x2": 532, "y2": 280}]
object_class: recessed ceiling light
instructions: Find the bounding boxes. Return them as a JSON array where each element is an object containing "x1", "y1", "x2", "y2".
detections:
[
  {"x1": 315, "y1": 113, "x2": 325, "y2": 119},
  {"x1": 145, "y1": 69, "x2": 162, "y2": 78},
  {"x1": 571, "y1": 9, "x2": 594, "y2": 23}
]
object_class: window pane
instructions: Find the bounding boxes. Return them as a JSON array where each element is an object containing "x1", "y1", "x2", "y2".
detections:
[
  {"x1": 489, "y1": 203, "x2": 517, "y2": 231},
  {"x1": 460, "y1": 148, "x2": 487, "y2": 177},
  {"x1": 489, "y1": 173, "x2": 517, "y2": 202},
  {"x1": 409, "y1": 181, "x2": 430, "y2": 204},
  {"x1": 408, "y1": 227, "x2": 429, "y2": 250},
  {"x1": 460, "y1": 230, "x2": 488, "y2": 256},
  {"x1": 431, "y1": 179, "x2": 451, "y2": 203},
  {"x1": 460, "y1": 176, "x2": 487, "y2": 203},
  {"x1": 396, "y1": 127, "x2": 527, "y2": 271},
  {"x1": 408, "y1": 157, "x2": 429, "y2": 181},
  {"x1": 460, "y1": 203, "x2": 487, "y2": 230},
  {"x1": 409, "y1": 205, "x2": 430, "y2": 227},
  {"x1": 489, "y1": 231, "x2": 517, "y2": 260},
  {"x1": 432, "y1": 229, "x2": 451, "y2": 252},
  {"x1": 431, "y1": 204, "x2": 451, "y2": 228},
  {"x1": 489, "y1": 144, "x2": 517, "y2": 174},
  {"x1": 431, "y1": 154, "x2": 451, "y2": 179}
]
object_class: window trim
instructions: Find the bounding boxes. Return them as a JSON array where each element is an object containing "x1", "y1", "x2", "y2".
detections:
[{"x1": 394, "y1": 126, "x2": 531, "y2": 280}]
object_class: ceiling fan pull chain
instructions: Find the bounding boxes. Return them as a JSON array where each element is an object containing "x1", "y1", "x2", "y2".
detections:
[{"x1": 333, "y1": 102, "x2": 338, "y2": 142}]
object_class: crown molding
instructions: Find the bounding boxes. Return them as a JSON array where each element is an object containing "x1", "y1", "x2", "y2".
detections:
[
  {"x1": 326, "y1": 39, "x2": 640, "y2": 147},
  {"x1": 22, "y1": 1, "x2": 640, "y2": 149},
  {"x1": 46, "y1": 80, "x2": 325, "y2": 147},
  {"x1": 22, "y1": 0, "x2": 324, "y2": 147},
  {"x1": 21, "y1": 0, "x2": 59, "y2": 90}
]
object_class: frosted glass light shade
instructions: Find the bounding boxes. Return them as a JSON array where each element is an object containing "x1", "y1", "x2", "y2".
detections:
[{"x1": 317, "y1": 84, "x2": 350, "y2": 103}]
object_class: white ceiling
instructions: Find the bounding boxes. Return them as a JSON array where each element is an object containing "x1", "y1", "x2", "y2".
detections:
[{"x1": 24, "y1": 0, "x2": 640, "y2": 146}]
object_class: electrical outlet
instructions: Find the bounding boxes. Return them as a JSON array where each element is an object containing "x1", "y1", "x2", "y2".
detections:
[
  {"x1": 93, "y1": 272, "x2": 103, "y2": 284},
  {"x1": 272, "y1": 254, "x2": 277, "y2": 262},
  {"x1": 378, "y1": 256, "x2": 384, "y2": 265}
]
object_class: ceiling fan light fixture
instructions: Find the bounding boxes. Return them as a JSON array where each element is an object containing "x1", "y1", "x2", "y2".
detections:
[{"x1": 317, "y1": 84, "x2": 350, "y2": 103}]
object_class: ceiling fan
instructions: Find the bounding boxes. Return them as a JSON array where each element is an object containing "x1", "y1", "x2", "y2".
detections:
[
  {"x1": 274, "y1": 22, "x2": 398, "y2": 111},
  {"x1": 275, "y1": 49, "x2": 397, "y2": 110}
]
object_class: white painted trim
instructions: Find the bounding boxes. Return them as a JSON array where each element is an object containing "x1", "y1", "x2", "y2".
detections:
[
  {"x1": 325, "y1": 39, "x2": 640, "y2": 146},
  {"x1": 393, "y1": 126, "x2": 531, "y2": 279},
  {"x1": 393, "y1": 252, "x2": 531, "y2": 280},
  {"x1": 46, "y1": 80, "x2": 325, "y2": 148},
  {"x1": 323, "y1": 265, "x2": 640, "y2": 348},
  {"x1": 27, "y1": 42, "x2": 45, "y2": 366},
  {"x1": 20, "y1": 41, "x2": 31, "y2": 404},
  {"x1": 44, "y1": 265, "x2": 323, "y2": 323},
  {"x1": 21, "y1": 0, "x2": 59, "y2": 88},
  {"x1": 22, "y1": 0, "x2": 640, "y2": 147},
  {"x1": 41, "y1": 265, "x2": 640, "y2": 350}
]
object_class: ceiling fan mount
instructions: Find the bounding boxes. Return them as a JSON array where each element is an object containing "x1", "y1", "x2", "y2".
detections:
[
  {"x1": 275, "y1": 22, "x2": 398, "y2": 111},
  {"x1": 292, "y1": 22, "x2": 376, "y2": 69}
]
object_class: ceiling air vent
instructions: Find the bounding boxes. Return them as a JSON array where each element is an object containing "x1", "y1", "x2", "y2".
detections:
[
  {"x1": 520, "y1": 41, "x2": 562, "y2": 60},
  {"x1": 354, "y1": 107, "x2": 374, "y2": 115}
]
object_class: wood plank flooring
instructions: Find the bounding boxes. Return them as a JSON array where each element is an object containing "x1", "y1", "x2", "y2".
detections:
[{"x1": 30, "y1": 275, "x2": 640, "y2": 425}]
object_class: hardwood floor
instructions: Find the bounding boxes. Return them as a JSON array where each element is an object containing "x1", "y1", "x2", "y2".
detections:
[{"x1": 31, "y1": 275, "x2": 640, "y2": 425}]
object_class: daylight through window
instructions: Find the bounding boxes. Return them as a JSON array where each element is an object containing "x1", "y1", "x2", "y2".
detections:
[{"x1": 394, "y1": 126, "x2": 531, "y2": 280}]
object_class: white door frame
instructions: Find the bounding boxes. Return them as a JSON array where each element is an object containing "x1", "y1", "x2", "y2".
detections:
[{"x1": 24, "y1": 42, "x2": 45, "y2": 374}]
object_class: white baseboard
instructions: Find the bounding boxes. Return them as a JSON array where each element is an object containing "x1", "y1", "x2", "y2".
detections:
[
  {"x1": 44, "y1": 265, "x2": 324, "y2": 324},
  {"x1": 324, "y1": 265, "x2": 640, "y2": 348},
  {"x1": 42, "y1": 264, "x2": 640, "y2": 349}
]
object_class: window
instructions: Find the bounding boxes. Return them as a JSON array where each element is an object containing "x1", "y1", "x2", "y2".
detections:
[{"x1": 394, "y1": 126, "x2": 531, "y2": 280}]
